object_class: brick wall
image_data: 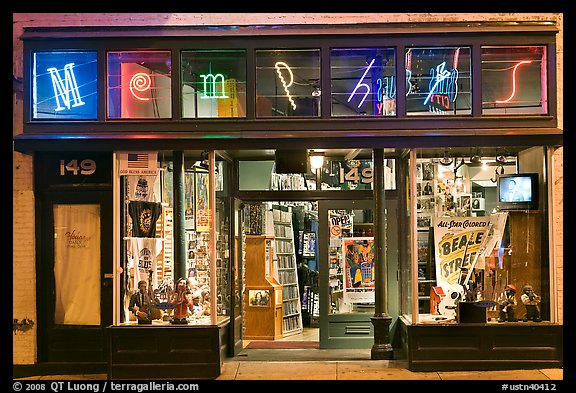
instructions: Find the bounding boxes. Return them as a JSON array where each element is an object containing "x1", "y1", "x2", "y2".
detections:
[{"x1": 12, "y1": 13, "x2": 564, "y2": 364}]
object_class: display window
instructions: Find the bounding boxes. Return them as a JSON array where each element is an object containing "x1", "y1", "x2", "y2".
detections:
[
  {"x1": 255, "y1": 49, "x2": 321, "y2": 117},
  {"x1": 403, "y1": 147, "x2": 551, "y2": 325},
  {"x1": 31, "y1": 50, "x2": 98, "y2": 120},
  {"x1": 181, "y1": 50, "x2": 247, "y2": 118},
  {"x1": 481, "y1": 46, "x2": 547, "y2": 115},
  {"x1": 107, "y1": 51, "x2": 172, "y2": 119},
  {"x1": 238, "y1": 149, "x2": 396, "y2": 191},
  {"x1": 330, "y1": 48, "x2": 397, "y2": 117},
  {"x1": 405, "y1": 46, "x2": 471, "y2": 116},
  {"x1": 117, "y1": 151, "x2": 230, "y2": 326}
]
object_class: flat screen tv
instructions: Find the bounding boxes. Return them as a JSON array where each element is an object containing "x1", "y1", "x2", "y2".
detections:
[{"x1": 496, "y1": 173, "x2": 539, "y2": 211}]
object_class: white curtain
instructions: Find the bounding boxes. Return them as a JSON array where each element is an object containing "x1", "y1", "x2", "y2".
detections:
[{"x1": 54, "y1": 204, "x2": 101, "y2": 325}]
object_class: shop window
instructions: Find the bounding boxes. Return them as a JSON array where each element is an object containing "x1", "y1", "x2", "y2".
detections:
[
  {"x1": 181, "y1": 50, "x2": 246, "y2": 118},
  {"x1": 330, "y1": 48, "x2": 396, "y2": 117},
  {"x1": 405, "y1": 47, "x2": 471, "y2": 116},
  {"x1": 238, "y1": 152, "x2": 396, "y2": 191},
  {"x1": 482, "y1": 46, "x2": 547, "y2": 115},
  {"x1": 117, "y1": 152, "x2": 230, "y2": 326},
  {"x1": 255, "y1": 49, "x2": 321, "y2": 117},
  {"x1": 107, "y1": 51, "x2": 172, "y2": 119},
  {"x1": 403, "y1": 147, "x2": 550, "y2": 326},
  {"x1": 31, "y1": 51, "x2": 98, "y2": 120}
]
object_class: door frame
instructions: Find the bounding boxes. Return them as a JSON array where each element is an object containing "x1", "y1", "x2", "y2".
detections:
[{"x1": 37, "y1": 189, "x2": 113, "y2": 363}]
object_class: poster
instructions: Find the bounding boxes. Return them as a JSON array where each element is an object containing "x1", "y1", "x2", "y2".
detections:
[
  {"x1": 433, "y1": 216, "x2": 491, "y2": 292},
  {"x1": 342, "y1": 237, "x2": 375, "y2": 304},
  {"x1": 195, "y1": 171, "x2": 210, "y2": 232},
  {"x1": 184, "y1": 171, "x2": 195, "y2": 229}
]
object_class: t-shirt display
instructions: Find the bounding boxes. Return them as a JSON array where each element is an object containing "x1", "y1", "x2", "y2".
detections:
[{"x1": 128, "y1": 201, "x2": 163, "y2": 237}]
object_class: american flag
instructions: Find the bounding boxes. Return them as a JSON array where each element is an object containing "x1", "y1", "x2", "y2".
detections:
[{"x1": 127, "y1": 153, "x2": 149, "y2": 168}]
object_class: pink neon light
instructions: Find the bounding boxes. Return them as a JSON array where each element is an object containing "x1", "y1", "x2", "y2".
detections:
[
  {"x1": 129, "y1": 72, "x2": 152, "y2": 101},
  {"x1": 453, "y1": 48, "x2": 460, "y2": 69},
  {"x1": 495, "y1": 60, "x2": 532, "y2": 104}
]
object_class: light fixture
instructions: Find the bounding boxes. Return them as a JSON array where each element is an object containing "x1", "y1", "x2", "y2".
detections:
[
  {"x1": 439, "y1": 150, "x2": 453, "y2": 166},
  {"x1": 193, "y1": 151, "x2": 210, "y2": 170},
  {"x1": 309, "y1": 151, "x2": 325, "y2": 171}
]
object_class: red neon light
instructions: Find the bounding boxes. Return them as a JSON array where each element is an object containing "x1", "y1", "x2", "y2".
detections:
[{"x1": 495, "y1": 60, "x2": 532, "y2": 104}]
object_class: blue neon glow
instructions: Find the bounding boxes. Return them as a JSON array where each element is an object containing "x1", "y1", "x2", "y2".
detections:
[
  {"x1": 32, "y1": 51, "x2": 97, "y2": 120},
  {"x1": 47, "y1": 63, "x2": 86, "y2": 111},
  {"x1": 348, "y1": 58, "x2": 375, "y2": 108},
  {"x1": 423, "y1": 61, "x2": 459, "y2": 105}
]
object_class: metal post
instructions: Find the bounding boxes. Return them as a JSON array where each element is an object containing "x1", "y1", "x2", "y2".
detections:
[
  {"x1": 371, "y1": 148, "x2": 394, "y2": 359},
  {"x1": 173, "y1": 150, "x2": 187, "y2": 280}
]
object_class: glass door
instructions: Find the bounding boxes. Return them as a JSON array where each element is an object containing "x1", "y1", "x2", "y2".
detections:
[{"x1": 318, "y1": 199, "x2": 375, "y2": 349}]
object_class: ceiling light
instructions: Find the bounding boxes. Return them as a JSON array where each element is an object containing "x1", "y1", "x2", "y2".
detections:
[{"x1": 309, "y1": 151, "x2": 325, "y2": 170}]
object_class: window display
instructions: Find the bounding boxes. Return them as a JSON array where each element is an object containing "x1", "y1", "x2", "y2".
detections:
[
  {"x1": 408, "y1": 147, "x2": 550, "y2": 325},
  {"x1": 181, "y1": 50, "x2": 246, "y2": 118},
  {"x1": 405, "y1": 47, "x2": 471, "y2": 116},
  {"x1": 331, "y1": 48, "x2": 396, "y2": 117},
  {"x1": 119, "y1": 152, "x2": 229, "y2": 326},
  {"x1": 32, "y1": 51, "x2": 98, "y2": 120},
  {"x1": 481, "y1": 46, "x2": 547, "y2": 115},
  {"x1": 107, "y1": 51, "x2": 172, "y2": 119},
  {"x1": 255, "y1": 49, "x2": 321, "y2": 117}
]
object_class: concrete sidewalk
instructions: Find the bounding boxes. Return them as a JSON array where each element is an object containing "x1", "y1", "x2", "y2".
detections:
[{"x1": 14, "y1": 361, "x2": 563, "y2": 381}]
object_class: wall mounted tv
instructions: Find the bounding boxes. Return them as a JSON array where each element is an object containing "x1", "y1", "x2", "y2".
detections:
[{"x1": 496, "y1": 173, "x2": 539, "y2": 211}]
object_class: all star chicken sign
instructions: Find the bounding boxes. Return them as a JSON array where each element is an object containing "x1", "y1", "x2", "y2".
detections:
[{"x1": 433, "y1": 217, "x2": 491, "y2": 291}]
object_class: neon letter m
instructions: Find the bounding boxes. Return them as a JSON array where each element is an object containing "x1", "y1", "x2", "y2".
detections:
[{"x1": 47, "y1": 63, "x2": 85, "y2": 111}]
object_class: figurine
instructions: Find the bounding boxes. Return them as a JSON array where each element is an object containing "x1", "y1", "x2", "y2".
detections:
[
  {"x1": 497, "y1": 284, "x2": 517, "y2": 322},
  {"x1": 520, "y1": 284, "x2": 542, "y2": 322},
  {"x1": 170, "y1": 277, "x2": 193, "y2": 324}
]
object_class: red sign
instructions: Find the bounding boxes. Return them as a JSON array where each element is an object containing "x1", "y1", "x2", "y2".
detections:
[{"x1": 330, "y1": 225, "x2": 342, "y2": 237}]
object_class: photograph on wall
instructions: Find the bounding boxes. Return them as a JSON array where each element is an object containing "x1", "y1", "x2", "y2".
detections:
[
  {"x1": 195, "y1": 171, "x2": 210, "y2": 232},
  {"x1": 342, "y1": 237, "x2": 375, "y2": 304},
  {"x1": 248, "y1": 289, "x2": 270, "y2": 307}
]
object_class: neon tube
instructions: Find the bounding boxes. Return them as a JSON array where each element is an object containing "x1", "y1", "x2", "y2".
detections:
[
  {"x1": 348, "y1": 58, "x2": 376, "y2": 108},
  {"x1": 274, "y1": 62, "x2": 296, "y2": 110},
  {"x1": 495, "y1": 60, "x2": 532, "y2": 104},
  {"x1": 129, "y1": 72, "x2": 151, "y2": 101}
]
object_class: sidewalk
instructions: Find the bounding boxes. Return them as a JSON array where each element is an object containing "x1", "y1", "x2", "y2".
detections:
[{"x1": 14, "y1": 360, "x2": 563, "y2": 381}]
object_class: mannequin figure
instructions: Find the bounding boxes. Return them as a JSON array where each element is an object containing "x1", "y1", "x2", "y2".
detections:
[{"x1": 521, "y1": 284, "x2": 542, "y2": 322}]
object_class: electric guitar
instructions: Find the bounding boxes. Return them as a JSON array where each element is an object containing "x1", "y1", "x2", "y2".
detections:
[{"x1": 438, "y1": 223, "x2": 495, "y2": 317}]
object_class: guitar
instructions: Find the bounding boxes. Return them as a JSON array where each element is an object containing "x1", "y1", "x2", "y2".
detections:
[{"x1": 438, "y1": 223, "x2": 495, "y2": 317}]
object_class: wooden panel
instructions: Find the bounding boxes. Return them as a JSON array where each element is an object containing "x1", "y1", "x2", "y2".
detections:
[
  {"x1": 107, "y1": 325, "x2": 222, "y2": 379},
  {"x1": 400, "y1": 319, "x2": 563, "y2": 371}
]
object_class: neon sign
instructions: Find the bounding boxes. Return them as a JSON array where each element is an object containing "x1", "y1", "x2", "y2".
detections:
[
  {"x1": 423, "y1": 61, "x2": 459, "y2": 106},
  {"x1": 348, "y1": 58, "x2": 376, "y2": 108},
  {"x1": 129, "y1": 72, "x2": 152, "y2": 101},
  {"x1": 199, "y1": 73, "x2": 229, "y2": 99},
  {"x1": 274, "y1": 62, "x2": 296, "y2": 110},
  {"x1": 47, "y1": 63, "x2": 86, "y2": 111},
  {"x1": 495, "y1": 60, "x2": 532, "y2": 103}
]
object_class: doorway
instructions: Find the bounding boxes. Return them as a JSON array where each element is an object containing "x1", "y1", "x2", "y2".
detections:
[
  {"x1": 37, "y1": 190, "x2": 113, "y2": 363},
  {"x1": 239, "y1": 201, "x2": 320, "y2": 350}
]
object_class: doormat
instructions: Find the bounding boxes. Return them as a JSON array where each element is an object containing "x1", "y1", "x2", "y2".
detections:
[{"x1": 246, "y1": 341, "x2": 320, "y2": 349}]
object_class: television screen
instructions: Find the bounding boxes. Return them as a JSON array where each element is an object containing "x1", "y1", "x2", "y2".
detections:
[{"x1": 497, "y1": 173, "x2": 538, "y2": 210}]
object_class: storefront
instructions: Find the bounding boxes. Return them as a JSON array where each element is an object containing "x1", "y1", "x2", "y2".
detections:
[{"x1": 13, "y1": 17, "x2": 563, "y2": 379}]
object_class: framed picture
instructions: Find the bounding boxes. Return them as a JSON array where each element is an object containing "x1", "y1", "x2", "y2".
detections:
[
  {"x1": 472, "y1": 197, "x2": 485, "y2": 211},
  {"x1": 459, "y1": 194, "x2": 472, "y2": 217},
  {"x1": 248, "y1": 289, "x2": 270, "y2": 307}
]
